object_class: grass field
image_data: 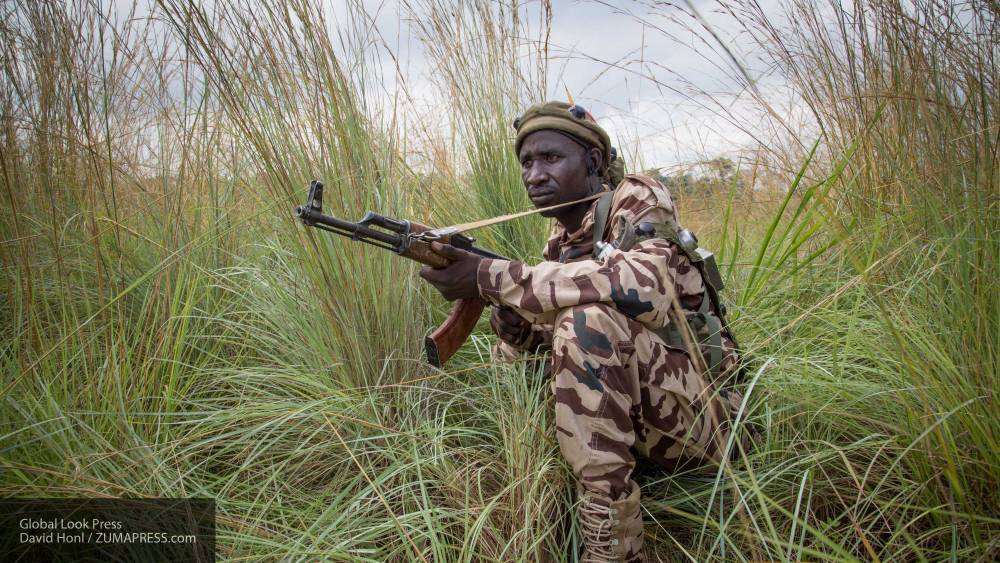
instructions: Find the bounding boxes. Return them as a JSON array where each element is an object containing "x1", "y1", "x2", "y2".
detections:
[{"x1": 1, "y1": 0, "x2": 996, "y2": 560}]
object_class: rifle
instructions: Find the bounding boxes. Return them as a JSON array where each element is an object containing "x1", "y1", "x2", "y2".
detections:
[{"x1": 294, "y1": 180, "x2": 507, "y2": 367}]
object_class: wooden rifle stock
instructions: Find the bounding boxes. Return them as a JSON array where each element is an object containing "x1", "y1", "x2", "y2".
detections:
[
  {"x1": 406, "y1": 221, "x2": 488, "y2": 367},
  {"x1": 424, "y1": 298, "x2": 486, "y2": 367}
]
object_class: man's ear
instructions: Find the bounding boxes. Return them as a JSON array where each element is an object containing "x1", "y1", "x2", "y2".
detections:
[{"x1": 586, "y1": 147, "x2": 603, "y2": 176}]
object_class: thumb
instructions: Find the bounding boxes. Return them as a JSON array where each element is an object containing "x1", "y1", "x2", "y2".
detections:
[{"x1": 430, "y1": 242, "x2": 472, "y2": 260}]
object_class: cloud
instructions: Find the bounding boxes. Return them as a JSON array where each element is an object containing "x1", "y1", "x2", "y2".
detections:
[{"x1": 355, "y1": 0, "x2": 802, "y2": 168}]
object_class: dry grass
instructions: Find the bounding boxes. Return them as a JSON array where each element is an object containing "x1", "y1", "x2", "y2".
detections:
[{"x1": 0, "y1": 0, "x2": 995, "y2": 560}]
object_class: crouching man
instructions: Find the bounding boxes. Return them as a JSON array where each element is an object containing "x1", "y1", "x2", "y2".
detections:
[{"x1": 420, "y1": 101, "x2": 746, "y2": 562}]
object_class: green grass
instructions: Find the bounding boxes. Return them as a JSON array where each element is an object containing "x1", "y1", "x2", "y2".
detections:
[{"x1": 1, "y1": 0, "x2": 996, "y2": 560}]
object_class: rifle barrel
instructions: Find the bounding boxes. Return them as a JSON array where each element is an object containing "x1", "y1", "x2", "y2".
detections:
[
  {"x1": 296, "y1": 203, "x2": 509, "y2": 261},
  {"x1": 297, "y1": 207, "x2": 402, "y2": 249}
]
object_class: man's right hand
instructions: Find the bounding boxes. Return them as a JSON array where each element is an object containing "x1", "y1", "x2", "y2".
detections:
[{"x1": 490, "y1": 306, "x2": 534, "y2": 348}]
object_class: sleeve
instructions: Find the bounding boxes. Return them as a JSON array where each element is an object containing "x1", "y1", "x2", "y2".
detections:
[
  {"x1": 476, "y1": 186, "x2": 695, "y2": 330},
  {"x1": 477, "y1": 237, "x2": 680, "y2": 329}
]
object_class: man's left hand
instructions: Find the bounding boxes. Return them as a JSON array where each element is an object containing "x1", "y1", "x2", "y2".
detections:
[{"x1": 419, "y1": 242, "x2": 483, "y2": 301}]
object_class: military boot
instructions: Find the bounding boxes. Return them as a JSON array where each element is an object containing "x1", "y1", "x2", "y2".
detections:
[{"x1": 576, "y1": 482, "x2": 644, "y2": 562}]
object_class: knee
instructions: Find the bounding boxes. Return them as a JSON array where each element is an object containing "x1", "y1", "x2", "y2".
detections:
[{"x1": 551, "y1": 303, "x2": 639, "y2": 395}]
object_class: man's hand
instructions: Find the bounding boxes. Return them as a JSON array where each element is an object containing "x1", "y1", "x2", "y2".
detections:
[
  {"x1": 419, "y1": 242, "x2": 483, "y2": 301},
  {"x1": 490, "y1": 306, "x2": 534, "y2": 348}
]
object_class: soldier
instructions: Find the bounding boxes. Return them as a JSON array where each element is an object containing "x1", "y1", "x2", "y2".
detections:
[{"x1": 419, "y1": 101, "x2": 746, "y2": 562}]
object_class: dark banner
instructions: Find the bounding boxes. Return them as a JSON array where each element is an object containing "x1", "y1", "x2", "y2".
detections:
[{"x1": 0, "y1": 498, "x2": 215, "y2": 562}]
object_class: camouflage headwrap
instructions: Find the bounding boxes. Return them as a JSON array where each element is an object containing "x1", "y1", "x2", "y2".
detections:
[{"x1": 514, "y1": 101, "x2": 613, "y2": 175}]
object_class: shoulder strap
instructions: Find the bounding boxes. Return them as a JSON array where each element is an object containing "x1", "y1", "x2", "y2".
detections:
[{"x1": 591, "y1": 190, "x2": 616, "y2": 255}]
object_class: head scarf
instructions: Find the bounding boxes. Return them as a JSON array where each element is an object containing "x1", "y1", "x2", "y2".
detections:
[{"x1": 513, "y1": 101, "x2": 613, "y2": 175}]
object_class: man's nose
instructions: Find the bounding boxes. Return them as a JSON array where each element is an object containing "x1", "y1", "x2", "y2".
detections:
[{"x1": 523, "y1": 162, "x2": 548, "y2": 186}]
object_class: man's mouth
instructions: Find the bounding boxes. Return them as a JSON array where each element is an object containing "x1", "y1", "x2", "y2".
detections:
[{"x1": 528, "y1": 189, "x2": 556, "y2": 206}]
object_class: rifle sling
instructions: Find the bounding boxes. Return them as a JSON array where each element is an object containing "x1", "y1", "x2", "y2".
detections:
[
  {"x1": 591, "y1": 191, "x2": 616, "y2": 251},
  {"x1": 441, "y1": 191, "x2": 607, "y2": 235}
]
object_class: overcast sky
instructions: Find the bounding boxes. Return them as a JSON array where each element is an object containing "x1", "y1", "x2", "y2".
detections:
[
  {"x1": 102, "y1": 0, "x2": 804, "y2": 170},
  {"x1": 353, "y1": 0, "x2": 803, "y2": 170},
  {"x1": 543, "y1": 0, "x2": 797, "y2": 170}
]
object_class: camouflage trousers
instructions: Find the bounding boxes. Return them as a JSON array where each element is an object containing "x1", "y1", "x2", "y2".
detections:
[{"x1": 551, "y1": 302, "x2": 744, "y2": 501}]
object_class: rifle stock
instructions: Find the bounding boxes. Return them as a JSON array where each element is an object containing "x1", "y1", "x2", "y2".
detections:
[
  {"x1": 424, "y1": 297, "x2": 487, "y2": 367},
  {"x1": 408, "y1": 223, "x2": 488, "y2": 367}
]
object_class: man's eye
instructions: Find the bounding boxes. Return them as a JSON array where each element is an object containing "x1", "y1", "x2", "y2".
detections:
[
  {"x1": 545, "y1": 154, "x2": 559, "y2": 163},
  {"x1": 521, "y1": 159, "x2": 532, "y2": 168}
]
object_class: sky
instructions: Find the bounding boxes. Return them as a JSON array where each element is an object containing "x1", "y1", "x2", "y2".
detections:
[
  {"x1": 99, "y1": 0, "x2": 807, "y2": 172},
  {"x1": 542, "y1": 0, "x2": 795, "y2": 170},
  {"x1": 351, "y1": 0, "x2": 805, "y2": 171}
]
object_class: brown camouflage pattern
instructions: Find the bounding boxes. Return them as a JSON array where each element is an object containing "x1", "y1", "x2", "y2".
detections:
[{"x1": 476, "y1": 174, "x2": 745, "y2": 561}]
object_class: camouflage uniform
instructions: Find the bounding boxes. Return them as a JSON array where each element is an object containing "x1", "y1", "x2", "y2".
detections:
[{"x1": 477, "y1": 174, "x2": 744, "y2": 561}]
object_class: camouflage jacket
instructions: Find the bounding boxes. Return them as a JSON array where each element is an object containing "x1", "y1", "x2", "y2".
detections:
[{"x1": 476, "y1": 174, "x2": 729, "y2": 361}]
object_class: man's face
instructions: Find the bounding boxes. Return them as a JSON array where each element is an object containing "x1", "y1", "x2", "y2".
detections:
[{"x1": 518, "y1": 130, "x2": 595, "y2": 218}]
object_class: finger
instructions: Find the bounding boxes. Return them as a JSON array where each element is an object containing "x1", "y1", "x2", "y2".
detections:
[
  {"x1": 499, "y1": 333, "x2": 521, "y2": 346},
  {"x1": 419, "y1": 266, "x2": 441, "y2": 282},
  {"x1": 498, "y1": 309, "x2": 526, "y2": 327},
  {"x1": 430, "y1": 242, "x2": 473, "y2": 260},
  {"x1": 492, "y1": 310, "x2": 515, "y2": 335},
  {"x1": 497, "y1": 321, "x2": 520, "y2": 338},
  {"x1": 504, "y1": 329, "x2": 529, "y2": 346},
  {"x1": 498, "y1": 307, "x2": 528, "y2": 327},
  {"x1": 498, "y1": 326, "x2": 522, "y2": 344},
  {"x1": 490, "y1": 307, "x2": 503, "y2": 330},
  {"x1": 500, "y1": 319, "x2": 528, "y2": 340}
]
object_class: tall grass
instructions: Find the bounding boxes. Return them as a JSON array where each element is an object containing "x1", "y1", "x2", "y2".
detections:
[
  {"x1": 1, "y1": 0, "x2": 996, "y2": 560},
  {"x1": 402, "y1": 0, "x2": 552, "y2": 262},
  {"x1": 652, "y1": 0, "x2": 998, "y2": 559}
]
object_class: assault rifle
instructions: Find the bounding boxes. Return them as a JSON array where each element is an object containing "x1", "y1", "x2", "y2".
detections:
[{"x1": 294, "y1": 180, "x2": 507, "y2": 367}]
